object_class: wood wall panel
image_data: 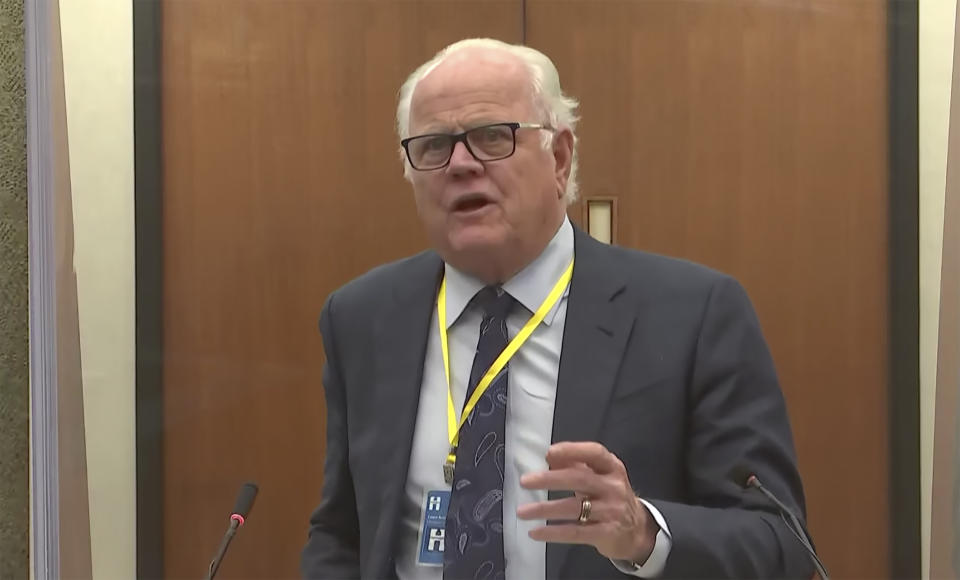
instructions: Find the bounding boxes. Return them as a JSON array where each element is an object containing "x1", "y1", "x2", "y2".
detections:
[
  {"x1": 532, "y1": 1, "x2": 889, "y2": 577},
  {"x1": 161, "y1": 2, "x2": 520, "y2": 577}
]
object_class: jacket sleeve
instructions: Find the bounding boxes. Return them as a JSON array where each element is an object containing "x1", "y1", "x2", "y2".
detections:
[
  {"x1": 651, "y1": 276, "x2": 815, "y2": 579},
  {"x1": 301, "y1": 292, "x2": 362, "y2": 579}
]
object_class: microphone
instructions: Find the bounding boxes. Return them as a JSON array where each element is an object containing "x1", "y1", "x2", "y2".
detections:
[
  {"x1": 207, "y1": 482, "x2": 259, "y2": 580},
  {"x1": 730, "y1": 466, "x2": 829, "y2": 580}
]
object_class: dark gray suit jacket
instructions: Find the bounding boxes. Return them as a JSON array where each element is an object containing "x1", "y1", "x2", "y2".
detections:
[{"x1": 301, "y1": 228, "x2": 815, "y2": 579}]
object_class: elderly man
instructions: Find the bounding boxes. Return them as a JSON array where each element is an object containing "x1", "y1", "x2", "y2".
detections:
[{"x1": 301, "y1": 38, "x2": 814, "y2": 579}]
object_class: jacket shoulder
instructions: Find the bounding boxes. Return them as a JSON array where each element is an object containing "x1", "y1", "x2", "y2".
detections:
[
  {"x1": 601, "y1": 242, "x2": 737, "y2": 299},
  {"x1": 322, "y1": 249, "x2": 441, "y2": 316}
]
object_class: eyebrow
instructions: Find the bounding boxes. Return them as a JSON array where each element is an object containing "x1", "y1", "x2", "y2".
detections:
[{"x1": 414, "y1": 120, "x2": 507, "y2": 136}]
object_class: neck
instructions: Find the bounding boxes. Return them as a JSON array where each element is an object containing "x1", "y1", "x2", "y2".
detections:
[
  {"x1": 447, "y1": 214, "x2": 565, "y2": 285},
  {"x1": 467, "y1": 255, "x2": 529, "y2": 286}
]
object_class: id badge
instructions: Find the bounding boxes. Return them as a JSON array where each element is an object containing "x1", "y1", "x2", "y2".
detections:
[{"x1": 417, "y1": 490, "x2": 450, "y2": 566}]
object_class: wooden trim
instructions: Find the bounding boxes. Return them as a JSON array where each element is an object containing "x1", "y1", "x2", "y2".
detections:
[
  {"x1": 887, "y1": 0, "x2": 921, "y2": 576},
  {"x1": 133, "y1": 0, "x2": 164, "y2": 577}
]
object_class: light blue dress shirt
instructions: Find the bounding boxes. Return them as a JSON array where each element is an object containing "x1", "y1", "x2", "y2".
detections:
[{"x1": 396, "y1": 217, "x2": 671, "y2": 579}]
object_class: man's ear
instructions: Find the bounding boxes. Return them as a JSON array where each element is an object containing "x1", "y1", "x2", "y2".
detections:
[{"x1": 552, "y1": 128, "x2": 575, "y2": 198}]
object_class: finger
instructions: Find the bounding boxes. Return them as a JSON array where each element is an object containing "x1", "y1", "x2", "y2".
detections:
[
  {"x1": 546, "y1": 441, "x2": 623, "y2": 475},
  {"x1": 516, "y1": 496, "x2": 584, "y2": 522},
  {"x1": 546, "y1": 457, "x2": 589, "y2": 472},
  {"x1": 527, "y1": 522, "x2": 608, "y2": 546},
  {"x1": 517, "y1": 496, "x2": 617, "y2": 524},
  {"x1": 519, "y1": 466, "x2": 611, "y2": 496}
]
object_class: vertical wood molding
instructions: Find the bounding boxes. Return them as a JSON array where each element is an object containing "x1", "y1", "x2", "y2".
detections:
[
  {"x1": 888, "y1": 0, "x2": 922, "y2": 575},
  {"x1": 134, "y1": 0, "x2": 165, "y2": 576}
]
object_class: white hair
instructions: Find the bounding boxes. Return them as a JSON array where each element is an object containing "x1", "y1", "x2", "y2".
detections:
[{"x1": 395, "y1": 38, "x2": 581, "y2": 204}]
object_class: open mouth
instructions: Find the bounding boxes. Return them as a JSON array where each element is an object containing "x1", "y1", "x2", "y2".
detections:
[{"x1": 452, "y1": 194, "x2": 494, "y2": 213}]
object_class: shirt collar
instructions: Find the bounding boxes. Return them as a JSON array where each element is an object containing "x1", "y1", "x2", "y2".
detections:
[{"x1": 443, "y1": 216, "x2": 574, "y2": 329}]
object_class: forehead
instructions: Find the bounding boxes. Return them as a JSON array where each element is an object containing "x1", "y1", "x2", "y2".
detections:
[{"x1": 409, "y1": 49, "x2": 535, "y2": 132}]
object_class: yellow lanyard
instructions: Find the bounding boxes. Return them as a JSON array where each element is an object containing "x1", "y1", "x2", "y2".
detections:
[{"x1": 438, "y1": 259, "x2": 574, "y2": 482}]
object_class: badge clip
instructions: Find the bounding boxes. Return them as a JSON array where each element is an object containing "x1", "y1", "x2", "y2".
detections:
[{"x1": 443, "y1": 450, "x2": 456, "y2": 485}]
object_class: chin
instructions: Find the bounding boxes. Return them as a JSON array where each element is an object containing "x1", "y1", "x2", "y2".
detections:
[{"x1": 447, "y1": 225, "x2": 510, "y2": 255}]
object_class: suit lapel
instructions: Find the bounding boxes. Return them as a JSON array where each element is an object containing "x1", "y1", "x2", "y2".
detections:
[
  {"x1": 367, "y1": 252, "x2": 443, "y2": 578},
  {"x1": 546, "y1": 229, "x2": 636, "y2": 579},
  {"x1": 360, "y1": 235, "x2": 634, "y2": 578}
]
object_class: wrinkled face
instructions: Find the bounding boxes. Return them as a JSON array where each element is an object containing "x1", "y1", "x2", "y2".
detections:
[{"x1": 405, "y1": 48, "x2": 573, "y2": 281}]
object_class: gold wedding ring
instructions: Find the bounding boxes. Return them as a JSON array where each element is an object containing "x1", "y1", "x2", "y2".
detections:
[{"x1": 578, "y1": 497, "x2": 592, "y2": 524}]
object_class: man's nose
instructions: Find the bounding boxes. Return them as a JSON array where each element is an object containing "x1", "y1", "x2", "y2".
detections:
[{"x1": 447, "y1": 141, "x2": 483, "y2": 175}]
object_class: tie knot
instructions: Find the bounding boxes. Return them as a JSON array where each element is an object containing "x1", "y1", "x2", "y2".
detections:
[{"x1": 473, "y1": 286, "x2": 515, "y2": 320}]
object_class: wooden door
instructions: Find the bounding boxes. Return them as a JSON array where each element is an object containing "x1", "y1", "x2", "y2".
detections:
[
  {"x1": 531, "y1": 1, "x2": 889, "y2": 577},
  {"x1": 160, "y1": 2, "x2": 521, "y2": 577}
]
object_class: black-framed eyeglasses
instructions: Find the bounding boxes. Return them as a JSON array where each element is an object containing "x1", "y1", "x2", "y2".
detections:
[{"x1": 400, "y1": 122, "x2": 553, "y2": 171}]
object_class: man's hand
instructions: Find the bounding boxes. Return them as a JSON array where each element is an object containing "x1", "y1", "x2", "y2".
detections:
[{"x1": 517, "y1": 441, "x2": 659, "y2": 564}]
